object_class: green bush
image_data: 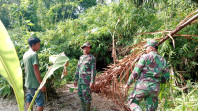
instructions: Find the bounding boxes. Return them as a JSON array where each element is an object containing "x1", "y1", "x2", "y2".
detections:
[{"x1": 0, "y1": 75, "x2": 12, "y2": 97}]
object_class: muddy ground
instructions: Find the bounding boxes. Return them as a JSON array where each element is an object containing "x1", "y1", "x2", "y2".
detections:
[{"x1": 0, "y1": 84, "x2": 122, "y2": 111}]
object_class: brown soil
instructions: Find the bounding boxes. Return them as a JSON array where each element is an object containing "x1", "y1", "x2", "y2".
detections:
[
  {"x1": 0, "y1": 96, "x2": 18, "y2": 111},
  {"x1": 0, "y1": 84, "x2": 122, "y2": 111}
]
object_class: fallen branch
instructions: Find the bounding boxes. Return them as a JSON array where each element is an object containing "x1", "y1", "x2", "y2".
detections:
[
  {"x1": 158, "y1": 13, "x2": 198, "y2": 45},
  {"x1": 93, "y1": 10, "x2": 198, "y2": 110}
]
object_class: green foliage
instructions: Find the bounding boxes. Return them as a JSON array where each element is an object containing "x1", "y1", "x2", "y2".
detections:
[
  {"x1": 1, "y1": 0, "x2": 98, "y2": 30},
  {"x1": 0, "y1": 0, "x2": 198, "y2": 110},
  {"x1": 79, "y1": 0, "x2": 97, "y2": 9},
  {"x1": 45, "y1": 2, "x2": 79, "y2": 28},
  {"x1": 0, "y1": 76, "x2": 12, "y2": 97},
  {"x1": 64, "y1": 59, "x2": 78, "y2": 82},
  {"x1": 158, "y1": 80, "x2": 198, "y2": 110},
  {"x1": 51, "y1": 59, "x2": 78, "y2": 87}
]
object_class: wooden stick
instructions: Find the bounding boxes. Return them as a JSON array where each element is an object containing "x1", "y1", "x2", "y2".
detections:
[{"x1": 158, "y1": 13, "x2": 198, "y2": 46}]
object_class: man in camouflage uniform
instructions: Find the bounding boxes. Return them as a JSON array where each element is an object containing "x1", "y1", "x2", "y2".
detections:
[
  {"x1": 74, "y1": 42, "x2": 96, "y2": 111},
  {"x1": 125, "y1": 40, "x2": 170, "y2": 111}
]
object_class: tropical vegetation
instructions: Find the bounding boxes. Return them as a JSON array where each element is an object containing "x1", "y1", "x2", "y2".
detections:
[{"x1": 0, "y1": 0, "x2": 198, "y2": 110}]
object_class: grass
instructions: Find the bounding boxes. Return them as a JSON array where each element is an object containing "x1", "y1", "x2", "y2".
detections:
[{"x1": 158, "y1": 80, "x2": 198, "y2": 111}]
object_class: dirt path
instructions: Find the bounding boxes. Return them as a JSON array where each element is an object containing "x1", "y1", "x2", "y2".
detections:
[
  {"x1": 0, "y1": 97, "x2": 18, "y2": 111},
  {"x1": 0, "y1": 84, "x2": 122, "y2": 111}
]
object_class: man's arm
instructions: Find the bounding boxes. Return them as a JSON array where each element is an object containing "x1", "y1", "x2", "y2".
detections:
[
  {"x1": 127, "y1": 56, "x2": 146, "y2": 86},
  {"x1": 32, "y1": 53, "x2": 46, "y2": 92},
  {"x1": 33, "y1": 64, "x2": 42, "y2": 84},
  {"x1": 33, "y1": 64, "x2": 46, "y2": 92}
]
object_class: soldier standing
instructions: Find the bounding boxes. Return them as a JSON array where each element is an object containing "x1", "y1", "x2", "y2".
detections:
[
  {"x1": 74, "y1": 42, "x2": 96, "y2": 111},
  {"x1": 125, "y1": 40, "x2": 170, "y2": 111}
]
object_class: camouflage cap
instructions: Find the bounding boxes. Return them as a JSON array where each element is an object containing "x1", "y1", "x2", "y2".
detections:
[
  {"x1": 81, "y1": 42, "x2": 92, "y2": 49},
  {"x1": 144, "y1": 40, "x2": 158, "y2": 48}
]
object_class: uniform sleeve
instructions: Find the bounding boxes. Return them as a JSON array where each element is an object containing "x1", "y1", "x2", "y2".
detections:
[
  {"x1": 127, "y1": 56, "x2": 146, "y2": 85},
  {"x1": 161, "y1": 60, "x2": 170, "y2": 83},
  {"x1": 90, "y1": 57, "x2": 96, "y2": 84},
  {"x1": 32, "y1": 53, "x2": 39, "y2": 65},
  {"x1": 74, "y1": 60, "x2": 80, "y2": 82}
]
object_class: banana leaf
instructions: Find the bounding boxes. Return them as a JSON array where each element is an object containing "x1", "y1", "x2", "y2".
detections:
[
  {"x1": 28, "y1": 52, "x2": 69, "y2": 111},
  {"x1": 0, "y1": 20, "x2": 24, "y2": 111}
]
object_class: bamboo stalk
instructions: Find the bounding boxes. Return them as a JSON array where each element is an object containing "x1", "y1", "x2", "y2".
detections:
[{"x1": 158, "y1": 13, "x2": 198, "y2": 46}]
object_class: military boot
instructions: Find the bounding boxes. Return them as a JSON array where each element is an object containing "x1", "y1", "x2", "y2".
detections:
[{"x1": 86, "y1": 102, "x2": 91, "y2": 111}]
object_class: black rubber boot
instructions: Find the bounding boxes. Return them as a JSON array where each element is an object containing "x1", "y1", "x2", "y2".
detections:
[
  {"x1": 86, "y1": 102, "x2": 91, "y2": 111},
  {"x1": 81, "y1": 101, "x2": 86, "y2": 111}
]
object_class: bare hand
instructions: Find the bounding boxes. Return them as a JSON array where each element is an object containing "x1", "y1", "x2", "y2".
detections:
[
  {"x1": 74, "y1": 81, "x2": 77, "y2": 87},
  {"x1": 41, "y1": 86, "x2": 46, "y2": 92}
]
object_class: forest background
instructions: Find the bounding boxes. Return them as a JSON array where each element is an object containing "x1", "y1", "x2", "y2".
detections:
[{"x1": 0, "y1": 0, "x2": 198, "y2": 110}]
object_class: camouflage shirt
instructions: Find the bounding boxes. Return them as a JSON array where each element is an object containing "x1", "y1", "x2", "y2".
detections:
[
  {"x1": 75, "y1": 54, "x2": 96, "y2": 85},
  {"x1": 127, "y1": 51, "x2": 170, "y2": 91}
]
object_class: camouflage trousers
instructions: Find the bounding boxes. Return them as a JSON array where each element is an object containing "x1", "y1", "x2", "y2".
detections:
[
  {"x1": 128, "y1": 88, "x2": 159, "y2": 111},
  {"x1": 78, "y1": 84, "x2": 92, "y2": 103}
]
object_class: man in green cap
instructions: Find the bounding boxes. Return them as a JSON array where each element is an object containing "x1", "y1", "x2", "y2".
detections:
[
  {"x1": 125, "y1": 39, "x2": 170, "y2": 111},
  {"x1": 74, "y1": 42, "x2": 96, "y2": 111}
]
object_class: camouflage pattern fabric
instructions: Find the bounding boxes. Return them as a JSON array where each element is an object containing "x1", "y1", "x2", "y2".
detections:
[
  {"x1": 144, "y1": 40, "x2": 158, "y2": 48},
  {"x1": 127, "y1": 51, "x2": 170, "y2": 111},
  {"x1": 78, "y1": 84, "x2": 92, "y2": 103},
  {"x1": 128, "y1": 85, "x2": 158, "y2": 111},
  {"x1": 75, "y1": 54, "x2": 96, "y2": 103}
]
